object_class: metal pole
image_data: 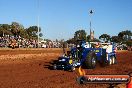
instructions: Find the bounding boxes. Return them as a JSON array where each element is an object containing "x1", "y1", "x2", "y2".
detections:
[
  {"x1": 37, "y1": 0, "x2": 40, "y2": 48},
  {"x1": 89, "y1": 9, "x2": 93, "y2": 40}
]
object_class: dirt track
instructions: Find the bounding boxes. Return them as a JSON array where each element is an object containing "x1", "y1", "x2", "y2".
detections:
[{"x1": 0, "y1": 49, "x2": 131, "y2": 88}]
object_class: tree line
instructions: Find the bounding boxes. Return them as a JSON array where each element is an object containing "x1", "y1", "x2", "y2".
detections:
[
  {"x1": 67, "y1": 29, "x2": 132, "y2": 46},
  {"x1": 0, "y1": 22, "x2": 131, "y2": 47},
  {"x1": 0, "y1": 22, "x2": 43, "y2": 39}
]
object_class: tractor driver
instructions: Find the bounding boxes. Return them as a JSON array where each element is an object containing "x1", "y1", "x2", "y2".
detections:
[{"x1": 76, "y1": 41, "x2": 85, "y2": 60}]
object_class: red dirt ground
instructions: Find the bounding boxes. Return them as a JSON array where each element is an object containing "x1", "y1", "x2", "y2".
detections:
[{"x1": 0, "y1": 49, "x2": 131, "y2": 88}]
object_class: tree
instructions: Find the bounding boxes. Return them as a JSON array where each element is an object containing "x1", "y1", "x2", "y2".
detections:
[
  {"x1": 118, "y1": 30, "x2": 132, "y2": 42},
  {"x1": 99, "y1": 34, "x2": 110, "y2": 42},
  {"x1": 39, "y1": 33, "x2": 43, "y2": 37},
  {"x1": 0, "y1": 24, "x2": 11, "y2": 36},
  {"x1": 111, "y1": 36, "x2": 120, "y2": 43},
  {"x1": 87, "y1": 35, "x2": 91, "y2": 42},
  {"x1": 19, "y1": 29, "x2": 29, "y2": 38},
  {"x1": 74, "y1": 30, "x2": 87, "y2": 41},
  {"x1": 92, "y1": 38, "x2": 100, "y2": 42},
  {"x1": 66, "y1": 38, "x2": 76, "y2": 44},
  {"x1": 26, "y1": 26, "x2": 41, "y2": 39},
  {"x1": 10, "y1": 22, "x2": 24, "y2": 37},
  {"x1": 118, "y1": 31, "x2": 125, "y2": 42},
  {"x1": 126, "y1": 40, "x2": 132, "y2": 47},
  {"x1": 125, "y1": 30, "x2": 132, "y2": 40}
]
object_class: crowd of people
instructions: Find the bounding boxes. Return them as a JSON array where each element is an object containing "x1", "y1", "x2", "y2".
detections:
[
  {"x1": 0, "y1": 35, "x2": 38, "y2": 48},
  {"x1": 0, "y1": 35, "x2": 67, "y2": 48}
]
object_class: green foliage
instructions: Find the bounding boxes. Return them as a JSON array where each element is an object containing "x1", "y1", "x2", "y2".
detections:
[
  {"x1": 118, "y1": 30, "x2": 131, "y2": 42},
  {"x1": 66, "y1": 38, "x2": 76, "y2": 44},
  {"x1": 111, "y1": 36, "x2": 120, "y2": 43},
  {"x1": 11, "y1": 22, "x2": 22, "y2": 36},
  {"x1": 86, "y1": 35, "x2": 91, "y2": 42},
  {"x1": 39, "y1": 33, "x2": 43, "y2": 37},
  {"x1": 26, "y1": 26, "x2": 42, "y2": 39},
  {"x1": 0, "y1": 24, "x2": 12, "y2": 36},
  {"x1": 74, "y1": 30, "x2": 87, "y2": 41},
  {"x1": 0, "y1": 22, "x2": 131, "y2": 47},
  {"x1": 0, "y1": 22, "x2": 43, "y2": 40},
  {"x1": 91, "y1": 38, "x2": 100, "y2": 42},
  {"x1": 67, "y1": 30, "x2": 87, "y2": 44},
  {"x1": 19, "y1": 29, "x2": 29, "y2": 38},
  {"x1": 99, "y1": 34, "x2": 110, "y2": 42},
  {"x1": 125, "y1": 40, "x2": 132, "y2": 46}
]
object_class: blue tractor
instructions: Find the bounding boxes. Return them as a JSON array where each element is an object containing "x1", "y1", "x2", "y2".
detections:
[{"x1": 53, "y1": 40, "x2": 117, "y2": 71}]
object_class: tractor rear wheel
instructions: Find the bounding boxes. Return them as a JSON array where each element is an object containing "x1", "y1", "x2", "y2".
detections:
[{"x1": 84, "y1": 51, "x2": 96, "y2": 69}]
